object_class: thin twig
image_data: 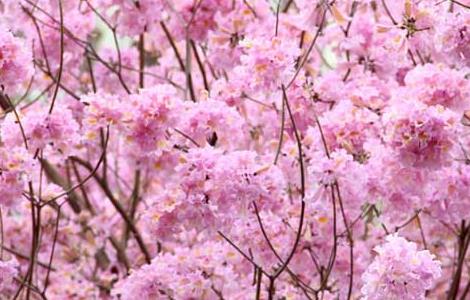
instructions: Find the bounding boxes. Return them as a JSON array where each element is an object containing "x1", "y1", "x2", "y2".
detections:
[{"x1": 48, "y1": 0, "x2": 65, "y2": 114}]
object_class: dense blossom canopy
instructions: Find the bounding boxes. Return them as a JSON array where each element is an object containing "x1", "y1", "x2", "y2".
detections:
[{"x1": 0, "y1": 0, "x2": 469, "y2": 299}]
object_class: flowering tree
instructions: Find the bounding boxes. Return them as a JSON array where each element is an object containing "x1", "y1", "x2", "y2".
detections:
[{"x1": 0, "y1": 0, "x2": 469, "y2": 299}]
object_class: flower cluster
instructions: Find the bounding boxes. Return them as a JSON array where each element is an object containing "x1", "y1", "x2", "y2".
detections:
[
  {"x1": 362, "y1": 234, "x2": 442, "y2": 300},
  {"x1": 0, "y1": 0, "x2": 469, "y2": 299},
  {"x1": 0, "y1": 258, "x2": 19, "y2": 295},
  {"x1": 0, "y1": 29, "x2": 32, "y2": 92}
]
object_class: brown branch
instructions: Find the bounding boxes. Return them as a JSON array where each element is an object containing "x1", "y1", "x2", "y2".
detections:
[
  {"x1": 451, "y1": 0, "x2": 470, "y2": 9},
  {"x1": 48, "y1": 0, "x2": 65, "y2": 114},
  {"x1": 42, "y1": 127, "x2": 110, "y2": 205},
  {"x1": 275, "y1": 0, "x2": 281, "y2": 36},
  {"x1": 41, "y1": 206, "x2": 61, "y2": 294},
  {"x1": 218, "y1": 231, "x2": 269, "y2": 276},
  {"x1": 2, "y1": 246, "x2": 55, "y2": 271},
  {"x1": 160, "y1": 21, "x2": 186, "y2": 71},
  {"x1": 381, "y1": 0, "x2": 398, "y2": 25},
  {"x1": 266, "y1": 85, "x2": 307, "y2": 297},
  {"x1": 138, "y1": 33, "x2": 145, "y2": 89},
  {"x1": 273, "y1": 90, "x2": 286, "y2": 165},
  {"x1": 287, "y1": 6, "x2": 328, "y2": 88},
  {"x1": 70, "y1": 156, "x2": 152, "y2": 264},
  {"x1": 2, "y1": 92, "x2": 29, "y2": 150},
  {"x1": 40, "y1": 159, "x2": 83, "y2": 213},
  {"x1": 448, "y1": 222, "x2": 470, "y2": 300},
  {"x1": 191, "y1": 40, "x2": 209, "y2": 91}
]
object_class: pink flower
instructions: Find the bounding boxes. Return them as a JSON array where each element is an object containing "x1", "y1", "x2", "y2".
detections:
[
  {"x1": 320, "y1": 100, "x2": 379, "y2": 158},
  {"x1": 112, "y1": 241, "x2": 248, "y2": 299},
  {"x1": 434, "y1": 11, "x2": 470, "y2": 67},
  {"x1": 111, "y1": 0, "x2": 166, "y2": 36},
  {"x1": 0, "y1": 258, "x2": 18, "y2": 296},
  {"x1": 169, "y1": 0, "x2": 233, "y2": 41},
  {"x1": 1, "y1": 104, "x2": 81, "y2": 155},
  {"x1": 234, "y1": 37, "x2": 300, "y2": 92},
  {"x1": 362, "y1": 234, "x2": 441, "y2": 300},
  {"x1": 175, "y1": 99, "x2": 247, "y2": 150},
  {"x1": 0, "y1": 147, "x2": 33, "y2": 208},
  {"x1": 124, "y1": 85, "x2": 179, "y2": 161},
  {"x1": 385, "y1": 103, "x2": 457, "y2": 169},
  {"x1": 0, "y1": 29, "x2": 32, "y2": 92},
  {"x1": 404, "y1": 64, "x2": 470, "y2": 109}
]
